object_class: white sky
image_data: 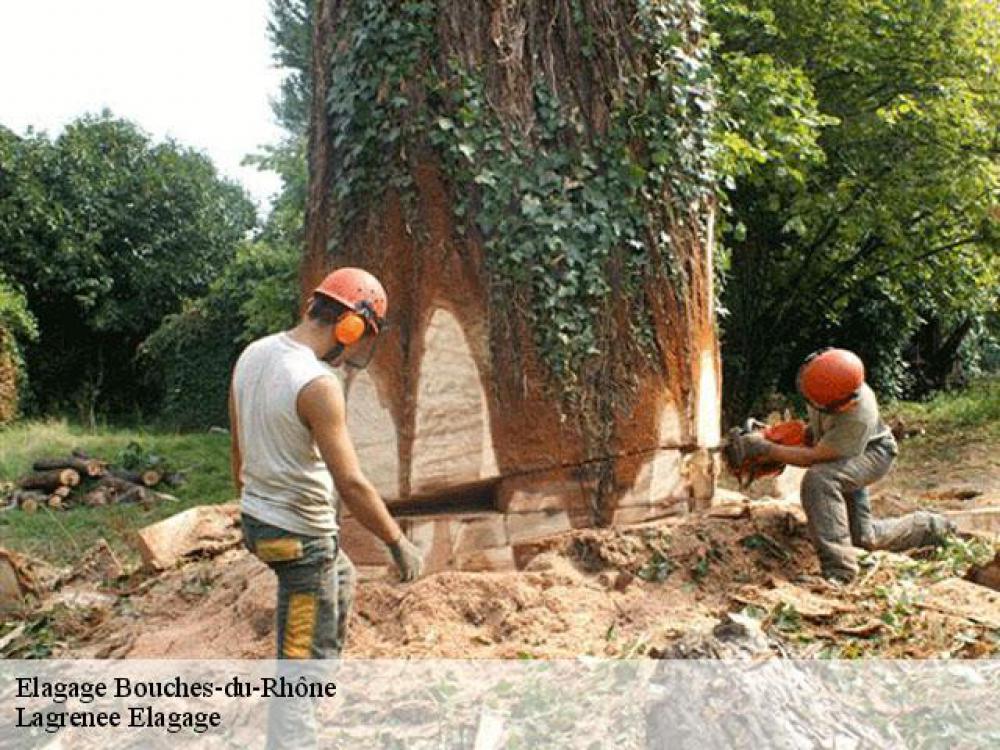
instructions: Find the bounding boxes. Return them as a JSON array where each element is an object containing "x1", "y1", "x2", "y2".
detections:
[{"x1": 0, "y1": 0, "x2": 287, "y2": 213}]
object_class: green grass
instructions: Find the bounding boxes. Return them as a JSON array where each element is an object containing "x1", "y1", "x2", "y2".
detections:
[
  {"x1": 882, "y1": 378, "x2": 999, "y2": 476},
  {"x1": 886, "y1": 378, "x2": 1000, "y2": 434},
  {"x1": 0, "y1": 419, "x2": 234, "y2": 566}
]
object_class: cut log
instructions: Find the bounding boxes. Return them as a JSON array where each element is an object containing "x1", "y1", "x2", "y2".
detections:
[
  {"x1": 98, "y1": 476, "x2": 145, "y2": 498},
  {"x1": 110, "y1": 468, "x2": 162, "y2": 487},
  {"x1": 21, "y1": 497, "x2": 39, "y2": 514},
  {"x1": 132, "y1": 504, "x2": 241, "y2": 570},
  {"x1": 945, "y1": 508, "x2": 1000, "y2": 536},
  {"x1": 47, "y1": 496, "x2": 63, "y2": 510},
  {"x1": 83, "y1": 488, "x2": 110, "y2": 507},
  {"x1": 32, "y1": 456, "x2": 106, "y2": 477},
  {"x1": 52, "y1": 485, "x2": 72, "y2": 499},
  {"x1": 117, "y1": 486, "x2": 148, "y2": 505},
  {"x1": 18, "y1": 469, "x2": 80, "y2": 491},
  {"x1": 12, "y1": 490, "x2": 46, "y2": 508}
]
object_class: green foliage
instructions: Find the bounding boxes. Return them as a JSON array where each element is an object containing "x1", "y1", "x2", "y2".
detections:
[
  {"x1": 115, "y1": 440, "x2": 165, "y2": 471},
  {"x1": 638, "y1": 550, "x2": 677, "y2": 582},
  {"x1": 267, "y1": 0, "x2": 315, "y2": 134},
  {"x1": 0, "y1": 276, "x2": 36, "y2": 344},
  {"x1": 709, "y1": 0, "x2": 1000, "y2": 418},
  {"x1": 325, "y1": 0, "x2": 716, "y2": 414},
  {"x1": 769, "y1": 602, "x2": 802, "y2": 633},
  {"x1": 0, "y1": 275, "x2": 38, "y2": 423},
  {"x1": 140, "y1": 241, "x2": 299, "y2": 428},
  {"x1": 890, "y1": 377, "x2": 1000, "y2": 432},
  {"x1": 325, "y1": 0, "x2": 437, "y2": 235},
  {"x1": 0, "y1": 114, "x2": 256, "y2": 419}
]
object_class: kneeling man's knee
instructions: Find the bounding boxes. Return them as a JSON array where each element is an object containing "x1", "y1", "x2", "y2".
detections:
[{"x1": 801, "y1": 466, "x2": 837, "y2": 504}]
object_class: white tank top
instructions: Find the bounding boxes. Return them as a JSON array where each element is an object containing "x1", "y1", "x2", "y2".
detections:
[{"x1": 233, "y1": 332, "x2": 339, "y2": 536}]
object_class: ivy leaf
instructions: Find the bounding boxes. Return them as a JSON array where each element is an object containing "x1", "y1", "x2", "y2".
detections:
[
  {"x1": 474, "y1": 171, "x2": 497, "y2": 187},
  {"x1": 457, "y1": 143, "x2": 476, "y2": 162}
]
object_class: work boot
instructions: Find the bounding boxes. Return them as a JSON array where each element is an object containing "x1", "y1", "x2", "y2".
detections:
[{"x1": 863, "y1": 511, "x2": 957, "y2": 552}]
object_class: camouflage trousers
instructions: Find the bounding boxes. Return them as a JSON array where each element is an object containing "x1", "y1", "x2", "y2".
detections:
[
  {"x1": 800, "y1": 437, "x2": 953, "y2": 582},
  {"x1": 242, "y1": 513, "x2": 357, "y2": 750}
]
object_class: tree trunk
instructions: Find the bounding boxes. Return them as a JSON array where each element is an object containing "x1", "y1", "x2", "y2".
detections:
[{"x1": 305, "y1": 0, "x2": 719, "y2": 563}]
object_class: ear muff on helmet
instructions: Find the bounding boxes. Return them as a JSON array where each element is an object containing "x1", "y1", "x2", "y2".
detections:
[{"x1": 334, "y1": 311, "x2": 368, "y2": 346}]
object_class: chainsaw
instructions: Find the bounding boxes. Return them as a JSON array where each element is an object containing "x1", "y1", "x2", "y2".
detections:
[{"x1": 722, "y1": 418, "x2": 808, "y2": 490}]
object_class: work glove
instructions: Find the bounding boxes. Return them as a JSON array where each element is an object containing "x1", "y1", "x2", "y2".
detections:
[
  {"x1": 739, "y1": 432, "x2": 774, "y2": 461},
  {"x1": 388, "y1": 535, "x2": 424, "y2": 582}
]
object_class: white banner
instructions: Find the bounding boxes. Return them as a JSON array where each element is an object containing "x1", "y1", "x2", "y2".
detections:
[{"x1": 1, "y1": 659, "x2": 998, "y2": 748}]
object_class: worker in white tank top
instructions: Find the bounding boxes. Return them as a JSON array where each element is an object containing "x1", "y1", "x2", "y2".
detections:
[{"x1": 229, "y1": 267, "x2": 422, "y2": 673}]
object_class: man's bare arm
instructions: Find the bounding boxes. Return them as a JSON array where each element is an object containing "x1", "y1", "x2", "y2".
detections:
[
  {"x1": 297, "y1": 376, "x2": 402, "y2": 545},
  {"x1": 767, "y1": 442, "x2": 842, "y2": 467},
  {"x1": 228, "y1": 384, "x2": 244, "y2": 494}
]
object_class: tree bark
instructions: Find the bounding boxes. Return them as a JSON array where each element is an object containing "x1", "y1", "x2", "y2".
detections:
[{"x1": 305, "y1": 0, "x2": 720, "y2": 533}]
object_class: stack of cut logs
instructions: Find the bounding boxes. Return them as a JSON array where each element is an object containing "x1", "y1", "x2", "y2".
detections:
[{"x1": 3, "y1": 450, "x2": 182, "y2": 513}]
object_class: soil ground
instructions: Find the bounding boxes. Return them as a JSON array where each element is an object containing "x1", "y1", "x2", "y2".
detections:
[{"x1": 13, "y1": 495, "x2": 1000, "y2": 661}]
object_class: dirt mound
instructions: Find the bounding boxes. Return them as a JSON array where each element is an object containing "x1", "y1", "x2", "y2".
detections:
[{"x1": 7, "y1": 499, "x2": 995, "y2": 661}]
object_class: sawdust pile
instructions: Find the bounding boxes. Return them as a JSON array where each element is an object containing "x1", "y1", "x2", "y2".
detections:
[{"x1": 37, "y1": 500, "x2": 996, "y2": 660}]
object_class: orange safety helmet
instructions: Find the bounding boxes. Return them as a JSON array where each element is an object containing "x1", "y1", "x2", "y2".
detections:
[
  {"x1": 314, "y1": 267, "x2": 388, "y2": 345},
  {"x1": 797, "y1": 348, "x2": 865, "y2": 412}
]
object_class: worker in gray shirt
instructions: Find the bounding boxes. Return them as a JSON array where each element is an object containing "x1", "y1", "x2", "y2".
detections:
[{"x1": 742, "y1": 348, "x2": 953, "y2": 583}]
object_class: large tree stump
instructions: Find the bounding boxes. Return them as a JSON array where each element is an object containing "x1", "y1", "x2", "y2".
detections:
[{"x1": 306, "y1": 0, "x2": 721, "y2": 567}]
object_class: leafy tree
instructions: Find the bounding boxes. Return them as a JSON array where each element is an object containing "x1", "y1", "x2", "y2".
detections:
[
  {"x1": 140, "y1": 240, "x2": 298, "y2": 428},
  {"x1": 0, "y1": 274, "x2": 37, "y2": 423},
  {"x1": 0, "y1": 114, "x2": 256, "y2": 420},
  {"x1": 710, "y1": 0, "x2": 1000, "y2": 418},
  {"x1": 267, "y1": 0, "x2": 315, "y2": 136}
]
